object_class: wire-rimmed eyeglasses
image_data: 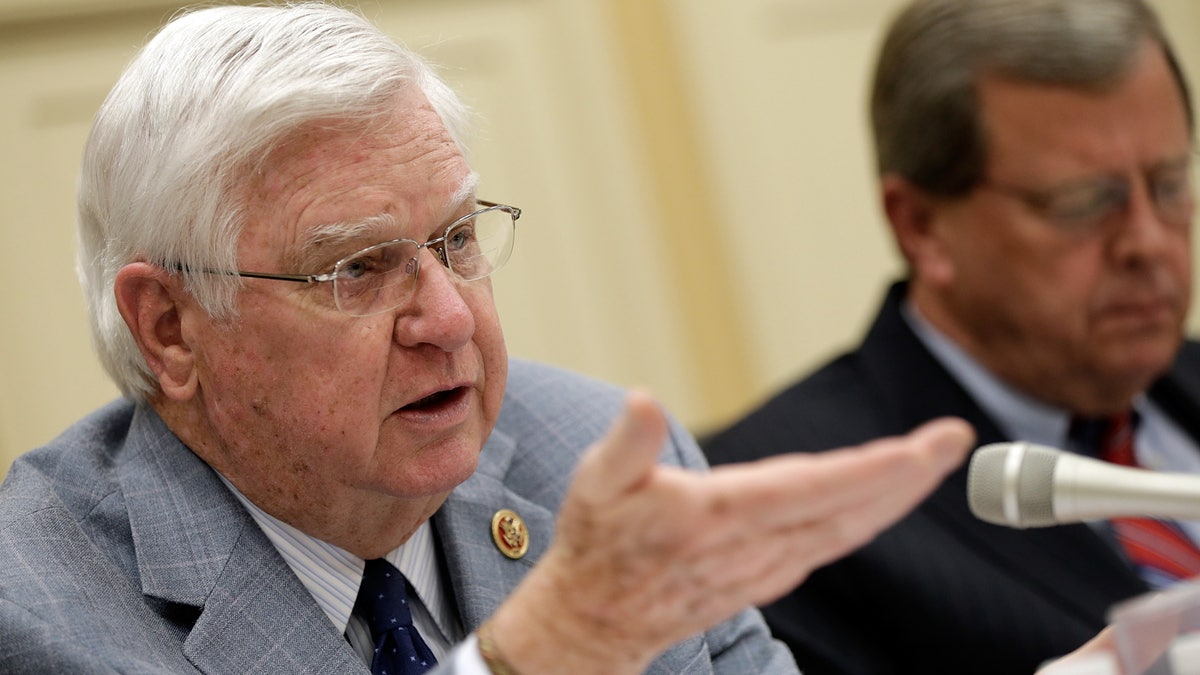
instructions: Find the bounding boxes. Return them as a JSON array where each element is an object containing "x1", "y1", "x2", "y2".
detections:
[
  {"x1": 977, "y1": 158, "x2": 1194, "y2": 235},
  {"x1": 190, "y1": 199, "x2": 520, "y2": 317}
]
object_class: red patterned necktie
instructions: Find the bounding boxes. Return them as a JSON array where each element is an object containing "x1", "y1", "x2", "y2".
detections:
[{"x1": 1094, "y1": 412, "x2": 1200, "y2": 588}]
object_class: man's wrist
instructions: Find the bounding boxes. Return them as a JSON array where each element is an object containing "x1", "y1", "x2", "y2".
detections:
[{"x1": 477, "y1": 621, "x2": 522, "y2": 675}]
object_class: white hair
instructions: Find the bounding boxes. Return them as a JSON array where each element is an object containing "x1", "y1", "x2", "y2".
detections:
[{"x1": 76, "y1": 2, "x2": 473, "y2": 401}]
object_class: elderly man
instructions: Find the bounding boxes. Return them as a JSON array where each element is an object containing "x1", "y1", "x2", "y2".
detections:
[
  {"x1": 0, "y1": 3, "x2": 974, "y2": 673},
  {"x1": 705, "y1": 0, "x2": 1199, "y2": 673}
]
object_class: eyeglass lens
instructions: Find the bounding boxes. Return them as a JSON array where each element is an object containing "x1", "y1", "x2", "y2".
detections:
[
  {"x1": 1034, "y1": 163, "x2": 1193, "y2": 231},
  {"x1": 332, "y1": 207, "x2": 515, "y2": 316}
]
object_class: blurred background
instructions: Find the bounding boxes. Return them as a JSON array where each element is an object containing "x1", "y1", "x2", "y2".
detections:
[{"x1": 2, "y1": 0, "x2": 1199, "y2": 477}]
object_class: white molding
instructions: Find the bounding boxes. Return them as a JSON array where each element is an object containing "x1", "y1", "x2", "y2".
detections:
[{"x1": 0, "y1": 0, "x2": 190, "y2": 25}]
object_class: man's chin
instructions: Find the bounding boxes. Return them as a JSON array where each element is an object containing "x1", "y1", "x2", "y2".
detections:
[
  {"x1": 1097, "y1": 340, "x2": 1180, "y2": 390},
  {"x1": 394, "y1": 435, "x2": 484, "y2": 497}
]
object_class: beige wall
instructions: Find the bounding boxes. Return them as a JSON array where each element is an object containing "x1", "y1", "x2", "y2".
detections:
[
  {"x1": 667, "y1": 0, "x2": 1200, "y2": 406},
  {"x1": 2, "y1": 0, "x2": 1198, "y2": 477}
]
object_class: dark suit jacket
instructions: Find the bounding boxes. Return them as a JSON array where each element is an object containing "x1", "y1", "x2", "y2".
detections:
[
  {"x1": 0, "y1": 359, "x2": 796, "y2": 674},
  {"x1": 704, "y1": 281, "x2": 1200, "y2": 674}
]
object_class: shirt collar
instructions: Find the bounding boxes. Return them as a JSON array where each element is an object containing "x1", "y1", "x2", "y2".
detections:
[
  {"x1": 901, "y1": 300, "x2": 1072, "y2": 448},
  {"x1": 215, "y1": 476, "x2": 454, "y2": 640}
]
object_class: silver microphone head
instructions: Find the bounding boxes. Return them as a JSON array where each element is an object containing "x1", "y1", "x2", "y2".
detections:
[{"x1": 967, "y1": 442, "x2": 1060, "y2": 528}]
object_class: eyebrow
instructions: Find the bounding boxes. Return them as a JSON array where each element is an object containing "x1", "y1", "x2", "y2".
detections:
[
  {"x1": 1037, "y1": 153, "x2": 1194, "y2": 194},
  {"x1": 1153, "y1": 154, "x2": 1193, "y2": 173},
  {"x1": 303, "y1": 214, "x2": 396, "y2": 249},
  {"x1": 288, "y1": 172, "x2": 484, "y2": 272},
  {"x1": 290, "y1": 214, "x2": 396, "y2": 272},
  {"x1": 450, "y1": 172, "x2": 480, "y2": 209}
]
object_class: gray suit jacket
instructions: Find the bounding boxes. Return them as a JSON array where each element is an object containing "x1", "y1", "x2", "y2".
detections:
[{"x1": 0, "y1": 359, "x2": 795, "y2": 674}]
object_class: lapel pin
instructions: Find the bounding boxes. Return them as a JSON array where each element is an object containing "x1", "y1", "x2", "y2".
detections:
[{"x1": 491, "y1": 508, "x2": 529, "y2": 560}]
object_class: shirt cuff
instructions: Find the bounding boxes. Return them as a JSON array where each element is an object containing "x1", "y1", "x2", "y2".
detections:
[{"x1": 444, "y1": 633, "x2": 493, "y2": 675}]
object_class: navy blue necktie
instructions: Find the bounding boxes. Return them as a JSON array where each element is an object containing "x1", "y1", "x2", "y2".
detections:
[{"x1": 354, "y1": 558, "x2": 438, "y2": 675}]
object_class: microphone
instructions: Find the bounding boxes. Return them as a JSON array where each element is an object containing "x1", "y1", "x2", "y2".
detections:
[{"x1": 967, "y1": 441, "x2": 1200, "y2": 528}]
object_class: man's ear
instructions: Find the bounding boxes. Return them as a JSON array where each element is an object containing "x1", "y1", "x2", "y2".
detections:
[
  {"x1": 880, "y1": 174, "x2": 955, "y2": 287},
  {"x1": 113, "y1": 263, "x2": 198, "y2": 401}
]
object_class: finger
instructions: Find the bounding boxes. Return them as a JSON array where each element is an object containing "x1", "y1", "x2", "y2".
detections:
[
  {"x1": 1035, "y1": 626, "x2": 1119, "y2": 675},
  {"x1": 569, "y1": 390, "x2": 669, "y2": 505},
  {"x1": 681, "y1": 468, "x2": 940, "y2": 603},
  {"x1": 790, "y1": 416, "x2": 973, "y2": 527},
  {"x1": 679, "y1": 480, "x2": 948, "y2": 621},
  {"x1": 907, "y1": 416, "x2": 977, "y2": 466},
  {"x1": 698, "y1": 416, "x2": 973, "y2": 532},
  {"x1": 806, "y1": 416, "x2": 973, "y2": 527},
  {"x1": 652, "y1": 416, "x2": 972, "y2": 569},
  {"x1": 723, "y1": 419, "x2": 975, "y2": 587}
]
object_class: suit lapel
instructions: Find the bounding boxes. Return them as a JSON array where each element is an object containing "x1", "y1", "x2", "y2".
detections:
[
  {"x1": 181, "y1": 530, "x2": 364, "y2": 674},
  {"x1": 119, "y1": 405, "x2": 364, "y2": 674},
  {"x1": 1149, "y1": 341, "x2": 1200, "y2": 444},
  {"x1": 430, "y1": 371, "x2": 712, "y2": 674},
  {"x1": 859, "y1": 282, "x2": 1146, "y2": 622},
  {"x1": 433, "y1": 425, "x2": 556, "y2": 631}
]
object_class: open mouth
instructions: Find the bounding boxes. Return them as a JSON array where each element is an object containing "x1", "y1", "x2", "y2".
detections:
[{"x1": 402, "y1": 386, "x2": 467, "y2": 412}]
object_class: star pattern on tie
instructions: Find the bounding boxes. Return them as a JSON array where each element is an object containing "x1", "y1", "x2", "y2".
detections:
[{"x1": 354, "y1": 558, "x2": 437, "y2": 674}]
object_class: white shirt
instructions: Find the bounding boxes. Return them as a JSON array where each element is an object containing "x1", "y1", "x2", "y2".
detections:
[{"x1": 218, "y1": 476, "x2": 498, "y2": 673}]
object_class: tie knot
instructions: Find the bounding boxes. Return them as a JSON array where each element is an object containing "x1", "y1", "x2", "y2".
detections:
[
  {"x1": 355, "y1": 558, "x2": 415, "y2": 639},
  {"x1": 1070, "y1": 412, "x2": 1136, "y2": 466}
]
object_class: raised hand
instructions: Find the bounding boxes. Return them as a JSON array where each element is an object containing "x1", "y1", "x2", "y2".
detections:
[{"x1": 484, "y1": 391, "x2": 973, "y2": 674}]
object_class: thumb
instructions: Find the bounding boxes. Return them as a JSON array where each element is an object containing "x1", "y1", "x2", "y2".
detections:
[{"x1": 570, "y1": 390, "x2": 669, "y2": 505}]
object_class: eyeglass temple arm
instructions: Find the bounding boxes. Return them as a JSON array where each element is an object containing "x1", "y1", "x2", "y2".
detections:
[
  {"x1": 168, "y1": 263, "x2": 321, "y2": 285},
  {"x1": 477, "y1": 199, "x2": 521, "y2": 220}
]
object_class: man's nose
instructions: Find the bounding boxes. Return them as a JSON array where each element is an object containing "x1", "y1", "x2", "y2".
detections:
[{"x1": 391, "y1": 247, "x2": 476, "y2": 351}]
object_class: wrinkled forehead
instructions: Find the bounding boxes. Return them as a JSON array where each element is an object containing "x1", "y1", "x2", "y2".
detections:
[
  {"x1": 976, "y1": 42, "x2": 1192, "y2": 177},
  {"x1": 248, "y1": 90, "x2": 466, "y2": 202},
  {"x1": 236, "y1": 96, "x2": 475, "y2": 265}
]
